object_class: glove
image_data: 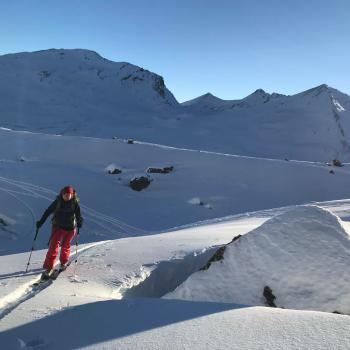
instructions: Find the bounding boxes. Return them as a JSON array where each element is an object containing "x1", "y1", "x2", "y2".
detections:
[
  {"x1": 36, "y1": 220, "x2": 43, "y2": 229},
  {"x1": 77, "y1": 218, "x2": 83, "y2": 229}
]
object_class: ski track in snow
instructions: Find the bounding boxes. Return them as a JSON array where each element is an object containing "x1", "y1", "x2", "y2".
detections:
[
  {"x1": 0, "y1": 175, "x2": 148, "y2": 321},
  {"x1": 0, "y1": 175, "x2": 148, "y2": 238},
  {"x1": 0, "y1": 240, "x2": 111, "y2": 321}
]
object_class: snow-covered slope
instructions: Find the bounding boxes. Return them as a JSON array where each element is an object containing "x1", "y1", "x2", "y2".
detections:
[
  {"x1": 2, "y1": 300, "x2": 349, "y2": 350},
  {"x1": 182, "y1": 84, "x2": 350, "y2": 161},
  {"x1": 0, "y1": 49, "x2": 179, "y2": 137},
  {"x1": 2, "y1": 127, "x2": 350, "y2": 255},
  {"x1": 1, "y1": 49, "x2": 350, "y2": 161},
  {"x1": 1, "y1": 204, "x2": 350, "y2": 349},
  {"x1": 165, "y1": 205, "x2": 350, "y2": 314}
]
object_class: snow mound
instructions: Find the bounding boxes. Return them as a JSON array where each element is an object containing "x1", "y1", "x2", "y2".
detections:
[{"x1": 165, "y1": 205, "x2": 350, "y2": 314}]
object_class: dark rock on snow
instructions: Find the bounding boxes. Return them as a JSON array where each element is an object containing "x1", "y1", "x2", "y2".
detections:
[
  {"x1": 147, "y1": 166, "x2": 174, "y2": 174},
  {"x1": 332, "y1": 159, "x2": 343, "y2": 167},
  {"x1": 0, "y1": 217, "x2": 7, "y2": 226},
  {"x1": 200, "y1": 235, "x2": 242, "y2": 271},
  {"x1": 263, "y1": 286, "x2": 277, "y2": 307},
  {"x1": 200, "y1": 246, "x2": 226, "y2": 271},
  {"x1": 129, "y1": 176, "x2": 151, "y2": 191},
  {"x1": 108, "y1": 168, "x2": 122, "y2": 175}
]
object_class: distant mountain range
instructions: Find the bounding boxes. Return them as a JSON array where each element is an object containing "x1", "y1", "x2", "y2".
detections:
[{"x1": 1, "y1": 49, "x2": 349, "y2": 162}]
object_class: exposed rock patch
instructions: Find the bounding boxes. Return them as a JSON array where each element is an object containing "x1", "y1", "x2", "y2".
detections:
[{"x1": 129, "y1": 176, "x2": 151, "y2": 191}]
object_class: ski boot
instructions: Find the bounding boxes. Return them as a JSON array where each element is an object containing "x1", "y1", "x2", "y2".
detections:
[
  {"x1": 40, "y1": 268, "x2": 53, "y2": 281},
  {"x1": 59, "y1": 263, "x2": 68, "y2": 272}
]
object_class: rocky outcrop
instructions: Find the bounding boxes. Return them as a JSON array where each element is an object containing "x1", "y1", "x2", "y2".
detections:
[
  {"x1": 129, "y1": 176, "x2": 151, "y2": 191},
  {"x1": 147, "y1": 166, "x2": 174, "y2": 174}
]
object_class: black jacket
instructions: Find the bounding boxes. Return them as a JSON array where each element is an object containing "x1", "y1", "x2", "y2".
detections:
[{"x1": 39, "y1": 196, "x2": 83, "y2": 231}]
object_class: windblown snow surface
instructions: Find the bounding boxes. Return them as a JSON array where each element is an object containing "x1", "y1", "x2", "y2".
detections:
[
  {"x1": 1, "y1": 204, "x2": 350, "y2": 349},
  {"x1": 165, "y1": 205, "x2": 350, "y2": 314}
]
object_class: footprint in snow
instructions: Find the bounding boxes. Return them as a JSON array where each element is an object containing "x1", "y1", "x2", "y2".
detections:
[{"x1": 68, "y1": 275, "x2": 88, "y2": 283}]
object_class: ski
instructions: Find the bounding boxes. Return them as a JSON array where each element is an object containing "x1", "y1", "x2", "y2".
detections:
[
  {"x1": 50, "y1": 261, "x2": 72, "y2": 280},
  {"x1": 32, "y1": 260, "x2": 72, "y2": 286},
  {"x1": 32, "y1": 273, "x2": 54, "y2": 287}
]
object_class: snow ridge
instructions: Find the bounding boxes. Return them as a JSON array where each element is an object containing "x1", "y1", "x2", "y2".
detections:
[{"x1": 165, "y1": 205, "x2": 350, "y2": 314}]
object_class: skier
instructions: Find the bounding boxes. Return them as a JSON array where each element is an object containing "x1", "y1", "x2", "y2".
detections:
[{"x1": 36, "y1": 186, "x2": 83, "y2": 280}]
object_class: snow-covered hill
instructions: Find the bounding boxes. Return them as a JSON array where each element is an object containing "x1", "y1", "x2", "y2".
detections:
[
  {"x1": 165, "y1": 205, "x2": 350, "y2": 314},
  {"x1": 1, "y1": 128, "x2": 350, "y2": 348},
  {"x1": 1, "y1": 49, "x2": 350, "y2": 161},
  {"x1": 1, "y1": 203, "x2": 350, "y2": 349},
  {"x1": 182, "y1": 84, "x2": 350, "y2": 161},
  {"x1": 2, "y1": 127, "x2": 350, "y2": 255},
  {"x1": 0, "y1": 49, "x2": 179, "y2": 137}
]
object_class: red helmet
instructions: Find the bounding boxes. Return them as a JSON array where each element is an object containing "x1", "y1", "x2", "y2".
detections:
[{"x1": 62, "y1": 186, "x2": 74, "y2": 194}]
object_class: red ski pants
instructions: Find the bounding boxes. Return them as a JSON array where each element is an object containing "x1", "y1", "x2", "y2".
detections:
[{"x1": 43, "y1": 226, "x2": 76, "y2": 270}]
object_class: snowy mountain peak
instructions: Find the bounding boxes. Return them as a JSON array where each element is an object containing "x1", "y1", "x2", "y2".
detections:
[
  {"x1": 241, "y1": 88, "x2": 271, "y2": 104},
  {"x1": 0, "y1": 48, "x2": 179, "y2": 135},
  {"x1": 0, "y1": 48, "x2": 177, "y2": 97},
  {"x1": 202, "y1": 92, "x2": 215, "y2": 98},
  {"x1": 0, "y1": 48, "x2": 106, "y2": 65},
  {"x1": 253, "y1": 88, "x2": 267, "y2": 95},
  {"x1": 298, "y1": 84, "x2": 348, "y2": 114},
  {"x1": 181, "y1": 92, "x2": 234, "y2": 110},
  {"x1": 183, "y1": 88, "x2": 283, "y2": 111},
  {"x1": 183, "y1": 92, "x2": 224, "y2": 104},
  {"x1": 302, "y1": 84, "x2": 332, "y2": 97}
]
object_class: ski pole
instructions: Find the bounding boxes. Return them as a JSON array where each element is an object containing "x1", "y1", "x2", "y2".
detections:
[
  {"x1": 26, "y1": 227, "x2": 39, "y2": 273},
  {"x1": 75, "y1": 228, "x2": 79, "y2": 264},
  {"x1": 73, "y1": 228, "x2": 79, "y2": 276}
]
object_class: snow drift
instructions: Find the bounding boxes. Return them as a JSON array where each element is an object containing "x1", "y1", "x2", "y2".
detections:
[{"x1": 165, "y1": 205, "x2": 350, "y2": 314}]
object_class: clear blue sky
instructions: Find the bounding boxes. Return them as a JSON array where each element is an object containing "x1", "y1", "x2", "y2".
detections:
[{"x1": 0, "y1": 0, "x2": 349, "y2": 102}]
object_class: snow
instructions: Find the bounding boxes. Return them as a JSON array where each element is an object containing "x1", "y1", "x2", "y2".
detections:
[
  {"x1": 188, "y1": 197, "x2": 202, "y2": 205},
  {"x1": 1, "y1": 50, "x2": 350, "y2": 161},
  {"x1": 0, "y1": 48, "x2": 179, "y2": 141},
  {"x1": 3, "y1": 127, "x2": 350, "y2": 256},
  {"x1": 1, "y1": 206, "x2": 350, "y2": 349},
  {"x1": 165, "y1": 206, "x2": 350, "y2": 313},
  {"x1": 2, "y1": 300, "x2": 350, "y2": 350},
  {"x1": 1, "y1": 49, "x2": 350, "y2": 349}
]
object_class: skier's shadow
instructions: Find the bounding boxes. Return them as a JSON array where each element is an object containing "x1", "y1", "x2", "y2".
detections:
[{"x1": 0, "y1": 269, "x2": 43, "y2": 280}]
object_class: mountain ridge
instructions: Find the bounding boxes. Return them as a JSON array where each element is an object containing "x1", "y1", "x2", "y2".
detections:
[{"x1": 1, "y1": 48, "x2": 350, "y2": 162}]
